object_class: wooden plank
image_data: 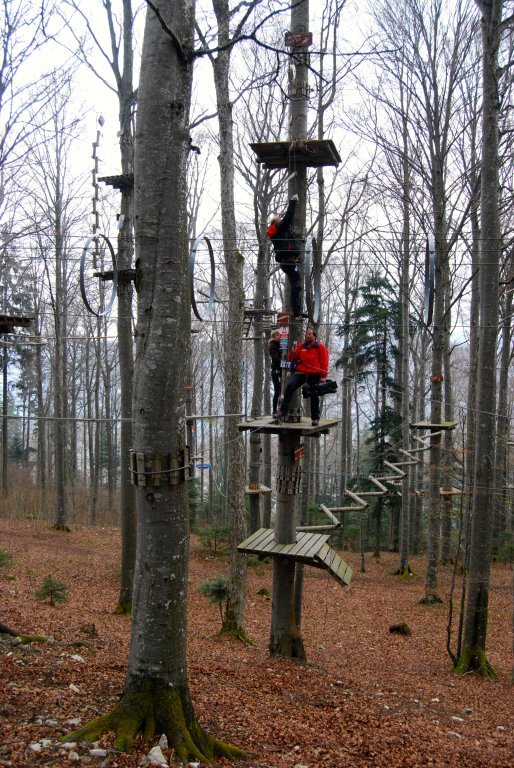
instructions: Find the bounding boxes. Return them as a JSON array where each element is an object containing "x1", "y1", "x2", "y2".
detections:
[
  {"x1": 136, "y1": 452, "x2": 146, "y2": 487},
  {"x1": 237, "y1": 527, "x2": 272, "y2": 552},
  {"x1": 315, "y1": 543, "x2": 352, "y2": 586},
  {"x1": 303, "y1": 534, "x2": 329, "y2": 560},
  {"x1": 262, "y1": 534, "x2": 288, "y2": 554},
  {"x1": 288, "y1": 532, "x2": 317, "y2": 558},
  {"x1": 153, "y1": 453, "x2": 161, "y2": 486}
]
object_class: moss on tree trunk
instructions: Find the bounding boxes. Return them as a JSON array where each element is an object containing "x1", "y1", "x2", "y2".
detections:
[
  {"x1": 269, "y1": 631, "x2": 306, "y2": 660},
  {"x1": 114, "y1": 599, "x2": 131, "y2": 617},
  {"x1": 220, "y1": 615, "x2": 255, "y2": 645},
  {"x1": 65, "y1": 679, "x2": 246, "y2": 762},
  {"x1": 454, "y1": 646, "x2": 497, "y2": 679}
]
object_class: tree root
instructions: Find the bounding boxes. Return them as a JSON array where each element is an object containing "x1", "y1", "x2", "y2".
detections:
[
  {"x1": 391, "y1": 565, "x2": 415, "y2": 579},
  {"x1": 114, "y1": 600, "x2": 132, "y2": 616},
  {"x1": 0, "y1": 622, "x2": 17, "y2": 636},
  {"x1": 269, "y1": 633, "x2": 306, "y2": 660},
  {"x1": 64, "y1": 679, "x2": 246, "y2": 762},
  {"x1": 220, "y1": 621, "x2": 256, "y2": 646},
  {"x1": 454, "y1": 647, "x2": 498, "y2": 679},
  {"x1": 419, "y1": 593, "x2": 443, "y2": 605}
]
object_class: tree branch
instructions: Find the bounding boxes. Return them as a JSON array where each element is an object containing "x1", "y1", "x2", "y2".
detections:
[{"x1": 143, "y1": 0, "x2": 188, "y2": 63}]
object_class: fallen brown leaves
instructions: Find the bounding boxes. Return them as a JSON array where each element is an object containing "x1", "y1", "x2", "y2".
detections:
[{"x1": 0, "y1": 519, "x2": 512, "y2": 768}]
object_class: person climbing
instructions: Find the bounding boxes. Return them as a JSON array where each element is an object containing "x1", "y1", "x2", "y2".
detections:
[
  {"x1": 277, "y1": 327, "x2": 328, "y2": 426},
  {"x1": 269, "y1": 329, "x2": 282, "y2": 417},
  {"x1": 267, "y1": 194, "x2": 307, "y2": 319}
]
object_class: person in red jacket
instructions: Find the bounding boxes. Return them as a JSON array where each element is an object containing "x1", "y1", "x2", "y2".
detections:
[
  {"x1": 267, "y1": 195, "x2": 306, "y2": 319},
  {"x1": 277, "y1": 328, "x2": 328, "y2": 425}
]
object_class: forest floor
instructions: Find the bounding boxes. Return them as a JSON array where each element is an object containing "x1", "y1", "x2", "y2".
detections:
[{"x1": 0, "y1": 519, "x2": 513, "y2": 768}]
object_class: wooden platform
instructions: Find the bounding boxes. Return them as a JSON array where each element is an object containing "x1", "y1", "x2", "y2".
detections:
[
  {"x1": 238, "y1": 528, "x2": 352, "y2": 587},
  {"x1": 410, "y1": 421, "x2": 457, "y2": 431},
  {"x1": 0, "y1": 314, "x2": 32, "y2": 333},
  {"x1": 98, "y1": 173, "x2": 134, "y2": 190},
  {"x1": 439, "y1": 486, "x2": 463, "y2": 496},
  {"x1": 238, "y1": 415, "x2": 340, "y2": 436},
  {"x1": 250, "y1": 140, "x2": 341, "y2": 169},
  {"x1": 245, "y1": 484, "x2": 272, "y2": 495}
]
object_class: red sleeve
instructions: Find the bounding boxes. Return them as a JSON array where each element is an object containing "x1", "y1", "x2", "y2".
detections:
[{"x1": 319, "y1": 344, "x2": 329, "y2": 377}]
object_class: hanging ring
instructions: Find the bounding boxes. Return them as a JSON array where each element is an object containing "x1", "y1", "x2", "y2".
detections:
[
  {"x1": 305, "y1": 235, "x2": 321, "y2": 324},
  {"x1": 189, "y1": 234, "x2": 215, "y2": 321},
  {"x1": 79, "y1": 234, "x2": 118, "y2": 317},
  {"x1": 424, "y1": 234, "x2": 435, "y2": 326}
]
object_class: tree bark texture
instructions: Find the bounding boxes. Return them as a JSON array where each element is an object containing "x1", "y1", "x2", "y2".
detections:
[
  {"x1": 212, "y1": 0, "x2": 248, "y2": 638},
  {"x1": 456, "y1": 0, "x2": 503, "y2": 678},
  {"x1": 69, "y1": 2, "x2": 244, "y2": 759}
]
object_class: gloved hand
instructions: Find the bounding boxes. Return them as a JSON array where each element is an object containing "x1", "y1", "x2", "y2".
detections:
[{"x1": 291, "y1": 194, "x2": 299, "y2": 202}]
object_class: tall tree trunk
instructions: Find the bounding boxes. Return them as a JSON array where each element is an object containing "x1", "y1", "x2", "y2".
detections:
[
  {"x1": 456, "y1": 0, "x2": 503, "y2": 677},
  {"x1": 115, "y1": 0, "x2": 136, "y2": 612},
  {"x1": 211, "y1": 0, "x2": 247, "y2": 639},
  {"x1": 2, "y1": 344, "x2": 8, "y2": 497},
  {"x1": 69, "y1": 3, "x2": 243, "y2": 759}
]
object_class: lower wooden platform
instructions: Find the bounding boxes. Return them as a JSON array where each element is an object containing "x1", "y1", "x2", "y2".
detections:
[
  {"x1": 238, "y1": 415, "x2": 340, "y2": 436},
  {"x1": 237, "y1": 527, "x2": 352, "y2": 587}
]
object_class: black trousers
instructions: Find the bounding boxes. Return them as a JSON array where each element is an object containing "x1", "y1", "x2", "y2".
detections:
[
  {"x1": 271, "y1": 368, "x2": 281, "y2": 414},
  {"x1": 281, "y1": 372, "x2": 321, "y2": 420},
  {"x1": 279, "y1": 262, "x2": 302, "y2": 316}
]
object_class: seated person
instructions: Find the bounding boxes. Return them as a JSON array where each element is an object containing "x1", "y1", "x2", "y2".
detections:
[{"x1": 277, "y1": 328, "x2": 328, "y2": 426}]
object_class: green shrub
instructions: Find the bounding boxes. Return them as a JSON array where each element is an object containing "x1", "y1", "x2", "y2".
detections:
[
  {"x1": 196, "y1": 525, "x2": 230, "y2": 554},
  {"x1": 0, "y1": 549, "x2": 11, "y2": 568},
  {"x1": 198, "y1": 574, "x2": 229, "y2": 624},
  {"x1": 35, "y1": 575, "x2": 68, "y2": 605}
]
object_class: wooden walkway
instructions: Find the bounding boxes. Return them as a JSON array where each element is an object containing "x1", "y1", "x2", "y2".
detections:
[{"x1": 237, "y1": 528, "x2": 352, "y2": 587}]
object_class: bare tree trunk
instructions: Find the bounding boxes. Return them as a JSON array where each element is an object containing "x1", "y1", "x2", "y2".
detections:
[
  {"x1": 211, "y1": 0, "x2": 247, "y2": 638},
  {"x1": 69, "y1": 3, "x2": 243, "y2": 758},
  {"x1": 456, "y1": 0, "x2": 504, "y2": 677},
  {"x1": 399, "y1": 106, "x2": 411, "y2": 575},
  {"x1": 2, "y1": 344, "x2": 8, "y2": 496},
  {"x1": 114, "y1": 0, "x2": 136, "y2": 612}
]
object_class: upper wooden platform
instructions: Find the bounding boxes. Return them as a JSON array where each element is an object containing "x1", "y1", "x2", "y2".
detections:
[
  {"x1": 98, "y1": 174, "x2": 134, "y2": 190},
  {"x1": 238, "y1": 415, "x2": 340, "y2": 436},
  {"x1": 249, "y1": 140, "x2": 341, "y2": 169},
  {"x1": 0, "y1": 314, "x2": 32, "y2": 333},
  {"x1": 238, "y1": 527, "x2": 352, "y2": 587}
]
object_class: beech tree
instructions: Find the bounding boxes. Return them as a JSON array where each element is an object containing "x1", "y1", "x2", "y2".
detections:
[
  {"x1": 455, "y1": 0, "x2": 511, "y2": 677},
  {"x1": 68, "y1": 1, "x2": 244, "y2": 758},
  {"x1": 59, "y1": 0, "x2": 137, "y2": 612}
]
